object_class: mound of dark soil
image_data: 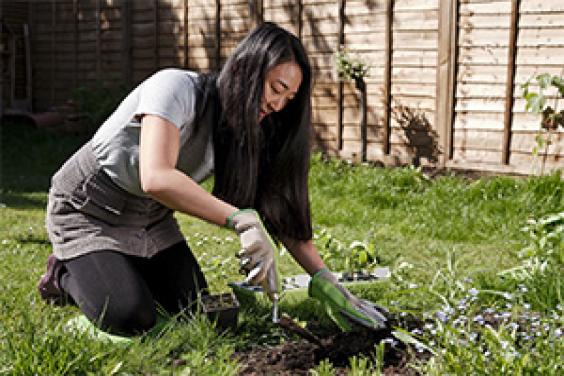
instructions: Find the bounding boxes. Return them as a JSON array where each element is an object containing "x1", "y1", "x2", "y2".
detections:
[{"x1": 235, "y1": 319, "x2": 430, "y2": 375}]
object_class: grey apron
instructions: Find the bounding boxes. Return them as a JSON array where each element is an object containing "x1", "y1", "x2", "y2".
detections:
[{"x1": 46, "y1": 142, "x2": 185, "y2": 260}]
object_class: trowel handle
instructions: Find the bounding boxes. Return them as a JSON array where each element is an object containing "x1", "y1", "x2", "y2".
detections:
[{"x1": 260, "y1": 263, "x2": 279, "y2": 302}]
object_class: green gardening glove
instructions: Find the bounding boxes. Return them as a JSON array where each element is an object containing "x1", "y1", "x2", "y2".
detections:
[{"x1": 308, "y1": 268, "x2": 388, "y2": 331}]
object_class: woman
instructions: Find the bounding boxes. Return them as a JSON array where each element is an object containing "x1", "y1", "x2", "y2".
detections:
[{"x1": 38, "y1": 22, "x2": 386, "y2": 336}]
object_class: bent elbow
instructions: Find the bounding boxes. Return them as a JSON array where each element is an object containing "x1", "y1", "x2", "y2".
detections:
[{"x1": 140, "y1": 172, "x2": 165, "y2": 196}]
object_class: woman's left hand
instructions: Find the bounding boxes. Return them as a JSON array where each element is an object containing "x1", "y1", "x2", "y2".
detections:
[{"x1": 308, "y1": 268, "x2": 388, "y2": 331}]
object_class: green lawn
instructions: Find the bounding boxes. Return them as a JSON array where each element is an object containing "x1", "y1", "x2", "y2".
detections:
[{"x1": 1, "y1": 120, "x2": 562, "y2": 374}]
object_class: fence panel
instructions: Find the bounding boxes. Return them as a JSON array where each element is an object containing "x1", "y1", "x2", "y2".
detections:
[{"x1": 5, "y1": 0, "x2": 562, "y2": 174}]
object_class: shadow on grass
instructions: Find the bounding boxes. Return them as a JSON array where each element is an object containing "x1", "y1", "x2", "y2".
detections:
[
  {"x1": 0, "y1": 192, "x2": 48, "y2": 209},
  {"x1": 1, "y1": 119, "x2": 88, "y2": 209}
]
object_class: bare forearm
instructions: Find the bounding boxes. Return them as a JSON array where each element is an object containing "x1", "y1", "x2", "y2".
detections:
[
  {"x1": 143, "y1": 169, "x2": 236, "y2": 226},
  {"x1": 283, "y1": 239, "x2": 326, "y2": 276},
  {"x1": 138, "y1": 115, "x2": 237, "y2": 226}
]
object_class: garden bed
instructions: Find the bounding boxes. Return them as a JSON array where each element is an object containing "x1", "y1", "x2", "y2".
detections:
[{"x1": 235, "y1": 315, "x2": 430, "y2": 375}]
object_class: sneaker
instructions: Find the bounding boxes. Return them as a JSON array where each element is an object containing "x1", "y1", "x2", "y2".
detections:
[
  {"x1": 64, "y1": 315, "x2": 134, "y2": 345},
  {"x1": 37, "y1": 254, "x2": 66, "y2": 305}
]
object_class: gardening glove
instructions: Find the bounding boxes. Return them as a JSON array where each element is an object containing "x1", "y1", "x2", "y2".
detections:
[
  {"x1": 262, "y1": 263, "x2": 280, "y2": 302},
  {"x1": 226, "y1": 209, "x2": 279, "y2": 297},
  {"x1": 308, "y1": 268, "x2": 388, "y2": 332}
]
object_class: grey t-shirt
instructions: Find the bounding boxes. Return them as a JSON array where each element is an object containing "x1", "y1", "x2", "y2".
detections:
[{"x1": 91, "y1": 68, "x2": 214, "y2": 196}]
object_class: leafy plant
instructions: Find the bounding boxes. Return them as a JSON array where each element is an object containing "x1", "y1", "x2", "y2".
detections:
[
  {"x1": 498, "y1": 212, "x2": 563, "y2": 311},
  {"x1": 310, "y1": 359, "x2": 336, "y2": 376},
  {"x1": 71, "y1": 80, "x2": 129, "y2": 133},
  {"x1": 500, "y1": 211, "x2": 563, "y2": 280},
  {"x1": 521, "y1": 73, "x2": 564, "y2": 174},
  {"x1": 334, "y1": 49, "x2": 370, "y2": 88},
  {"x1": 335, "y1": 49, "x2": 371, "y2": 161},
  {"x1": 315, "y1": 228, "x2": 379, "y2": 277},
  {"x1": 348, "y1": 355, "x2": 374, "y2": 376}
]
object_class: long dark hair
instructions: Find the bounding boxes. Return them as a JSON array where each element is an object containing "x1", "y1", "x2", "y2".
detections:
[{"x1": 198, "y1": 22, "x2": 312, "y2": 242}]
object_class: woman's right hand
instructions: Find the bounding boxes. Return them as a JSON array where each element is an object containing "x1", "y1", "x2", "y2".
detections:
[{"x1": 226, "y1": 209, "x2": 277, "y2": 285}]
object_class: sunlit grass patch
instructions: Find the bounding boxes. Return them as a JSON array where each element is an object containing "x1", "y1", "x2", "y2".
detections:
[{"x1": 1, "y1": 121, "x2": 562, "y2": 374}]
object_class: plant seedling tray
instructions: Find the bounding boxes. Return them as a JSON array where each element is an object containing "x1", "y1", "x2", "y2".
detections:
[
  {"x1": 200, "y1": 292, "x2": 240, "y2": 331},
  {"x1": 230, "y1": 267, "x2": 390, "y2": 299}
]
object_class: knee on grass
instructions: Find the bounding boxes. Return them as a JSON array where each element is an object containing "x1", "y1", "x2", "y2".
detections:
[{"x1": 87, "y1": 300, "x2": 157, "y2": 336}]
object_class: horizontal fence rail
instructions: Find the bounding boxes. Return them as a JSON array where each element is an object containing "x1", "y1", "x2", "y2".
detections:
[{"x1": 1, "y1": 0, "x2": 563, "y2": 175}]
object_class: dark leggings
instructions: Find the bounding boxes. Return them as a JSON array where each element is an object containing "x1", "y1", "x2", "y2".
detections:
[{"x1": 60, "y1": 241, "x2": 208, "y2": 336}]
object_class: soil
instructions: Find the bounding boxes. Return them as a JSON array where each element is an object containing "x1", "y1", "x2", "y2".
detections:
[
  {"x1": 201, "y1": 293, "x2": 239, "y2": 311},
  {"x1": 201, "y1": 293, "x2": 240, "y2": 331},
  {"x1": 234, "y1": 316, "x2": 431, "y2": 375}
]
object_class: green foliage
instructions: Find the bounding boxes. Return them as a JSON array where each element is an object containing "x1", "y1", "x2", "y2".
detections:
[
  {"x1": 1, "y1": 122, "x2": 563, "y2": 374},
  {"x1": 390, "y1": 212, "x2": 564, "y2": 375},
  {"x1": 521, "y1": 73, "x2": 564, "y2": 173},
  {"x1": 71, "y1": 79, "x2": 129, "y2": 132},
  {"x1": 498, "y1": 211, "x2": 564, "y2": 312},
  {"x1": 519, "y1": 211, "x2": 563, "y2": 264},
  {"x1": 334, "y1": 49, "x2": 370, "y2": 84},
  {"x1": 348, "y1": 355, "x2": 374, "y2": 376},
  {"x1": 0, "y1": 118, "x2": 89, "y2": 191},
  {"x1": 310, "y1": 359, "x2": 336, "y2": 376},
  {"x1": 315, "y1": 227, "x2": 380, "y2": 275}
]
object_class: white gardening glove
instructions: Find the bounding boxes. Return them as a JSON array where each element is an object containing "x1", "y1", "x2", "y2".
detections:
[{"x1": 226, "y1": 209, "x2": 278, "y2": 288}]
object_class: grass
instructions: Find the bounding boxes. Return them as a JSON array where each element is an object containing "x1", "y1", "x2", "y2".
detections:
[{"x1": 0, "y1": 120, "x2": 562, "y2": 374}]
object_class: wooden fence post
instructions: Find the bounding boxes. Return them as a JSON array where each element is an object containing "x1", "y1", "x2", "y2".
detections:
[
  {"x1": 215, "y1": 0, "x2": 221, "y2": 71},
  {"x1": 337, "y1": 0, "x2": 345, "y2": 151},
  {"x1": 382, "y1": 0, "x2": 393, "y2": 155},
  {"x1": 502, "y1": 0, "x2": 520, "y2": 165},
  {"x1": 50, "y1": 0, "x2": 55, "y2": 104},
  {"x1": 24, "y1": 24, "x2": 32, "y2": 106},
  {"x1": 297, "y1": 0, "x2": 302, "y2": 40},
  {"x1": 184, "y1": 0, "x2": 189, "y2": 68},
  {"x1": 154, "y1": 0, "x2": 159, "y2": 70},
  {"x1": 73, "y1": 0, "x2": 78, "y2": 90},
  {"x1": 27, "y1": 1, "x2": 34, "y2": 110},
  {"x1": 121, "y1": 0, "x2": 132, "y2": 86},
  {"x1": 0, "y1": 5, "x2": 3, "y2": 117},
  {"x1": 436, "y1": 0, "x2": 458, "y2": 167},
  {"x1": 359, "y1": 79, "x2": 367, "y2": 161},
  {"x1": 249, "y1": 0, "x2": 263, "y2": 27},
  {"x1": 96, "y1": 0, "x2": 101, "y2": 81}
]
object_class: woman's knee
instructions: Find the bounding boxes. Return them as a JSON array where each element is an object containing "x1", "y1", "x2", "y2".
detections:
[{"x1": 83, "y1": 294, "x2": 157, "y2": 335}]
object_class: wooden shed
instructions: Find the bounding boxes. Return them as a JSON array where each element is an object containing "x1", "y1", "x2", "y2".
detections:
[{"x1": 2, "y1": 0, "x2": 563, "y2": 175}]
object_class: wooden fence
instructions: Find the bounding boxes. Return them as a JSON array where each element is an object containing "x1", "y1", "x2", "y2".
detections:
[{"x1": 2, "y1": 0, "x2": 563, "y2": 175}]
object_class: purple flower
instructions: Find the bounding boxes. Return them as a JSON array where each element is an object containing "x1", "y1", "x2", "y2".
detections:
[
  {"x1": 437, "y1": 311, "x2": 449, "y2": 322},
  {"x1": 382, "y1": 338, "x2": 398, "y2": 346},
  {"x1": 473, "y1": 315, "x2": 485, "y2": 325}
]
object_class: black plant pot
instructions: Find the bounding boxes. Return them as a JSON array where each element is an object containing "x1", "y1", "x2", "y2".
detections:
[{"x1": 200, "y1": 292, "x2": 240, "y2": 331}]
